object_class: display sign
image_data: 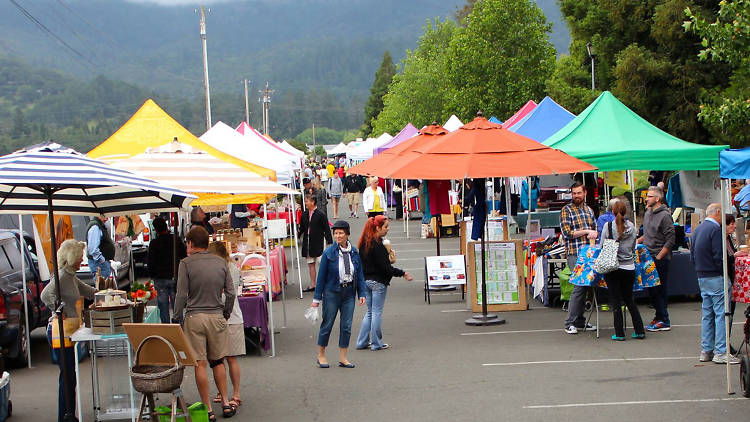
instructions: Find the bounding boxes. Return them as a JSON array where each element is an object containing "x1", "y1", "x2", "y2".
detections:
[
  {"x1": 680, "y1": 170, "x2": 721, "y2": 209},
  {"x1": 425, "y1": 255, "x2": 466, "y2": 286},
  {"x1": 473, "y1": 242, "x2": 519, "y2": 304},
  {"x1": 266, "y1": 218, "x2": 288, "y2": 239}
]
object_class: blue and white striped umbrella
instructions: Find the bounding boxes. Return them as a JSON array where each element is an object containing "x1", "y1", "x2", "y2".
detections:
[{"x1": 0, "y1": 142, "x2": 196, "y2": 216}]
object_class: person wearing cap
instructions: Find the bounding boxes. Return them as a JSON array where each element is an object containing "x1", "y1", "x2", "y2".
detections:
[
  {"x1": 299, "y1": 195, "x2": 333, "y2": 292},
  {"x1": 311, "y1": 220, "x2": 366, "y2": 368}
]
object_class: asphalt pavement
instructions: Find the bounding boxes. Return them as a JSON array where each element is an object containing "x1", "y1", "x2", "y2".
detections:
[{"x1": 8, "y1": 207, "x2": 750, "y2": 421}]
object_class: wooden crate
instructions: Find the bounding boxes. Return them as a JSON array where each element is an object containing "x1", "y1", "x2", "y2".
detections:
[{"x1": 91, "y1": 308, "x2": 133, "y2": 334}]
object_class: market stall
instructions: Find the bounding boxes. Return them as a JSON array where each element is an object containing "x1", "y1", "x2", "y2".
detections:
[{"x1": 0, "y1": 142, "x2": 196, "y2": 422}]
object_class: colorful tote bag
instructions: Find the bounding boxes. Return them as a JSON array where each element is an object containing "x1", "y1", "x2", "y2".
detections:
[
  {"x1": 569, "y1": 246, "x2": 605, "y2": 287},
  {"x1": 634, "y1": 244, "x2": 660, "y2": 291}
]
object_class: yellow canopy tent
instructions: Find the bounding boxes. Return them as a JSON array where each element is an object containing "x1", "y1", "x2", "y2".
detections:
[{"x1": 88, "y1": 99, "x2": 278, "y2": 187}]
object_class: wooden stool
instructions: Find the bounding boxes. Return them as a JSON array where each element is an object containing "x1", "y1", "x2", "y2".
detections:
[{"x1": 136, "y1": 388, "x2": 191, "y2": 422}]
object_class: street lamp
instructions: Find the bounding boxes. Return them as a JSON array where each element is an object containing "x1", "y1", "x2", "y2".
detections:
[{"x1": 586, "y1": 42, "x2": 595, "y2": 90}]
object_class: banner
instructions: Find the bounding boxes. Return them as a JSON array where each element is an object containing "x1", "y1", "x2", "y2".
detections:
[
  {"x1": 679, "y1": 170, "x2": 721, "y2": 209},
  {"x1": 33, "y1": 215, "x2": 74, "y2": 277}
]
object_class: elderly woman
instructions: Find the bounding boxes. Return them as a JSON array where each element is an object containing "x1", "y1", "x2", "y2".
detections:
[
  {"x1": 362, "y1": 176, "x2": 386, "y2": 218},
  {"x1": 311, "y1": 220, "x2": 366, "y2": 368},
  {"x1": 41, "y1": 239, "x2": 97, "y2": 422}
]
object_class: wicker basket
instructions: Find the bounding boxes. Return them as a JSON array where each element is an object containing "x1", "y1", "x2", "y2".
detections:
[{"x1": 130, "y1": 335, "x2": 185, "y2": 394}]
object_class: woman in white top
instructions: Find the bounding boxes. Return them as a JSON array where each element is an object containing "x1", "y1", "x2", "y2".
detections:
[
  {"x1": 599, "y1": 200, "x2": 645, "y2": 341},
  {"x1": 208, "y1": 242, "x2": 245, "y2": 411},
  {"x1": 362, "y1": 176, "x2": 387, "y2": 218}
]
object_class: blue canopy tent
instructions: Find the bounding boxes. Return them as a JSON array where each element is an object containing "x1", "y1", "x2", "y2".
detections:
[
  {"x1": 718, "y1": 147, "x2": 749, "y2": 394},
  {"x1": 489, "y1": 116, "x2": 503, "y2": 125},
  {"x1": 507, "y1": 96, "x2": 575, "y2": 142}
]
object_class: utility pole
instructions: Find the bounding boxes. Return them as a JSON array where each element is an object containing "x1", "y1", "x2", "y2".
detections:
[
  {"x1": 312, "y1": 123, "x2": 316, "y2": 148},
  {"x1": 199, "y1": 6, "x2": 212, "y2": 131},
  {"x1": 258, "y1": 81, "x2": 274, "y2": 136},
  {"x1": 243, "y1": 79, "x2": 250, "y2": 124}
]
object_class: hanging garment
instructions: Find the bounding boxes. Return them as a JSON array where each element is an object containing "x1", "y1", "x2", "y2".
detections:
[{"x1": 428, "y1": 179, "x2": 452, "y2": 215}]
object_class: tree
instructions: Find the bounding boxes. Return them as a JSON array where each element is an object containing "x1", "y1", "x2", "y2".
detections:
[
  {"x1": 372, "y1": 18, "x2": 458, "y2": 135},
  {"x1": 685, "y1": 0, "x2": 750, "y2": 146},
  {"x1": 550, "y1": 0, "x2": 732, "y2": 145},
  {"x1": 313, "y1": 145, "x2": 327, "y2": 157},
  {"x1": 11, "y1": 109, "x2": 29, "y2": 139},
  {"x1": 362, "y1": 51, "x2": 396, "y2": 137},
  {"x1": 443, "y1": 0, "x2": 557, "y2": 121}
]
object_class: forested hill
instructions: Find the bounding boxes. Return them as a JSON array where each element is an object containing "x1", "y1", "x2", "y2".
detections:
[{"x1": 0, "y1": 0, "x2": 570, "y2": 150}]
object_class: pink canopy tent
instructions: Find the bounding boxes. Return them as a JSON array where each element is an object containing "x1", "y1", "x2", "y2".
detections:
[
  {"x1": 501, "y1": 100, "x2": 537, "y2": 129},
  {"x1": 374, "y1": 123, "x2": 419, "y2": 155}
]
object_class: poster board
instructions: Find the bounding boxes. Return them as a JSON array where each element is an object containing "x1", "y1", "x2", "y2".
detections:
[
  {"x1": 123, "y1": 323, "x2": 197, "y2": 367},
  {"x1": 266, "y1": 219, "x2": 288, "y2": 239},
  {"x1": 425, "y1": 255, "x2": 466, "y2": 286},
  {"x1": 466, "y1": 240, "x2": 527, "y2": 312}
]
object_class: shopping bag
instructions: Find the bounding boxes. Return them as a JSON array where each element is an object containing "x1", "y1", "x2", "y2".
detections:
[
  {"x1": 50, "y1": 316, "x2": 80, "y2": 349},
  {"x1": 558, "y1": 266, "x2": 573, "y2": 301},
  {"x1": 592, "y1": 222, "x2": 619, "y2": 274},
  {"x1": 634, "y1": 245, "x2": 660, "y2": 291},
  {"x1": 569, "y1": 246, "x2": 605, "y2": 287}
]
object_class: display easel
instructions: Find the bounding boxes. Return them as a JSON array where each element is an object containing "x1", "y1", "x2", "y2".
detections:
[{"x1": 466, "y1": 240, "x2": 527, "y2": 312}]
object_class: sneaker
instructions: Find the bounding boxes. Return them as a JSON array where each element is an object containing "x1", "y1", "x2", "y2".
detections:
[
  {"x1": 699, "y1": 351, "x2": 714, "y2": 362},
  {"x1": 564, "y1": 325, "x2": 578, "y2": 334},
  {"x1": 579, "y1": 323, "x2": 597, "y2": 331},
  {"x1": 611, "y1": 335, "x2": 625, "y2": 341},
  {"x1": 712, "y1": 353, "x2": 741, "y2": 364},
  {"x1": 631, "y1": 333, "x2": 646, "y2": 340},
  {"x1": 646, "y1": 321, "x2": 671, "y2": 331}
]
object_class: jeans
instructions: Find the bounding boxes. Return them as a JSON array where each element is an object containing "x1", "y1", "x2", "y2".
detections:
[
  {"x1": 604, "y1": 269, "x2": 644, "y2": 337},
  {"x1": 698, "y1": 276, "x2": 727, "y2": 354},
  {"x1": 153, "y1": 278, "x2": 176, "y2": 323},
  {"x1": 648, "y1": 257, "x2": 670, "y2": 324},
  {"x1": 317, "y1": 286, "x2": 356, "y2": 349},
  {"x1": 356, "y1": 280, "x2": 388, "y2": 350},
  {"x1": 47, "y1": 324, "x2": 77, "y2": 422},
  {"x1": 88, "y1": 258, "x2": 112, "y2": 278}
]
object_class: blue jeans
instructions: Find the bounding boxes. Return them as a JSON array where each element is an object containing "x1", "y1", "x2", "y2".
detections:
[
  {"x1": 356, "y1": 280, "x2": 388, "y2": 350},
  {"x1": 88, "y1": 258, "x2": 112, "y2": 278},
  {"x1": 698, "y1": 276, "x2": 727, "y2": 354},
  {"x1": 317, "y1": 286, "x2": 356, "y2": 349},
  {"x1": 153, "y1": 278, "x2": 176, "y2": 323},
  {"x1": 46, "y1": 323, "x2": 77, "y2": 422}
]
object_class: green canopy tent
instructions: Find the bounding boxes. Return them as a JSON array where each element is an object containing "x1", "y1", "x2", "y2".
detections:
[{"x1": 543, "y1": 91, "x2": 725, "y2": 171}]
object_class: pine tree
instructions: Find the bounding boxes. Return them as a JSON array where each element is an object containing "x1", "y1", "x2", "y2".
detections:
[{"x1": 362, "y1": 51, "x2": 396, "y2": 138}]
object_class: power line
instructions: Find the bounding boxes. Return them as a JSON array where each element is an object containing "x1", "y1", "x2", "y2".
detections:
[{"x1": 8, "y1": 0, "x2": 94, "y2": 69}]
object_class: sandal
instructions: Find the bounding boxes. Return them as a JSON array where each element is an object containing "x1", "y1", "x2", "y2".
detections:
[
  {"x1": 208, "y1": 411, "x2": 217, "y2": 422},
  {"x1": 229, "y1": 398, "x2": 242, "y2": 410},
  {"x1": 213, "y1": 393, "x2": 223, "y2": 403},
  {"x1": 222, "y1": 404, "x2": 236, "y2": 418}
]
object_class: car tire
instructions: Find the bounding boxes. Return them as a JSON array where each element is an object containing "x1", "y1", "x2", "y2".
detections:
[{"x1": 10, "y1": 316, "x2": 28, "y2": 368}]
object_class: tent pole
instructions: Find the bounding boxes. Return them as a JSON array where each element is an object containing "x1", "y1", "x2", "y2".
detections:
[
  {"x1": 405, "y1": 180, "x2": 410, "y2": 239},
  {"x1": 297, "y1": 171, "x2": 306, "y2": 299},
  {"x1": 263, "y1": 204, "x2": 276, "y2": 357},
  {"x1": 278, "y1": 236, "x2": 287, "y2": 329},
  {"x1": 720, "y1": 179, "x2": 732, "y2": 394},
  {"x1": 19, "y1": 215, "x2": 31, "y2": 368},
  {"x1": 491, "y1": 178, "x2": 496, "y2": 213},
  {"x1": 628, "y1": 170, "x2": 637, "y2": 229},
  {"x1": 504, "y1": 178, "x2": 512, "y2": 235},
  {"x1": 289, "y1": 193, "x2": 303, "y2": 300},
  {"x1": 402, "y1": 179, "x2": 407, "y2": 233},
  {"x1": 526, "y1": 177, "x2": 533, "y2": 236}
]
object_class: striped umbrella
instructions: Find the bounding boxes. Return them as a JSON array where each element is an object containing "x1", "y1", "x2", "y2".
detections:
[
  {"x1": 0, "y1": 142, "x2": 195, "y2": 216},
  {"x1": 0, "y1": 141, "x2": 195, "y2": 421}
]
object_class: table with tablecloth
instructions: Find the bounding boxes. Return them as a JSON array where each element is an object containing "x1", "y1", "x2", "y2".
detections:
[
  {"x1": 269, "y1": 245, "x2": 287, "y2": 298},
  {"x1": 238, "y1": 295, "x2": 270, "y2": 351},
  {"x1": 732, "y1": 255, "x2": 750, "y2": 303},
  {"x1": 265, "y1": 210, "x2": 302, "y2": 224}
]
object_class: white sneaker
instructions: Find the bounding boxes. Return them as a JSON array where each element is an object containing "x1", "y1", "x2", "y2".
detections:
[
  {"x1": 564, "y1": 325, "x2": 578, "y2": 334},
  {"x1": 699, "y1": 351, "x2": 714, "y2": 362},
  {"x1": 712, "y1": 353, "x2": 741, "y2": 364}
]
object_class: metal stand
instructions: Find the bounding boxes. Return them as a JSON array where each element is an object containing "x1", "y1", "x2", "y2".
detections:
[
  {"x1": 584, "y1": 287, "x2": 600, "y2": 338},
  {"x1": 136, "y1": 388, "x2": 191, "y2": 422},
  {"x1": 465, "y1": 211, "x2": 506, "y2": 326}
]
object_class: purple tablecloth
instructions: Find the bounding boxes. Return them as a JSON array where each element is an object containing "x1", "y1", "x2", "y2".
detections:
[{"x1": 238, "y1": 295, "x2": 269, "y2": 350}]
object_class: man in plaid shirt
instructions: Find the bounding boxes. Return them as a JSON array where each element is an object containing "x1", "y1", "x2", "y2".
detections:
[{"x1": 560, "y1": 181, "x2": 598, "y2": 334}]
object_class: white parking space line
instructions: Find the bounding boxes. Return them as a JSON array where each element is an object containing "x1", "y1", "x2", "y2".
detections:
[
  {"x1": 524, "y1": 397, "x2": 748, "y2": 409},
  {"x1": 441, "y1": 309, "x2": 470, "y2": 313},
  {"x1": 483, "y1": 356, "x2": 695, "y2": 367},
  {"x1": 460, "y1": 322, "x2": 744, "y2": 337}
]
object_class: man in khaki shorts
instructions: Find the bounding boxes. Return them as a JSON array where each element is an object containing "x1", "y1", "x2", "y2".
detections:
[
  {"x1": 173, "y1": 226, "x2": 236, "y2": 419},
  {"x1": 344, "y1": 171, "x2": 364, "y2": 218}
]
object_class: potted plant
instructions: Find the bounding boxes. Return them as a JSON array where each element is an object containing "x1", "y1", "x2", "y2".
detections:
[{"x1": 129, "y1": 281, "x2": 157, "y2": 323}]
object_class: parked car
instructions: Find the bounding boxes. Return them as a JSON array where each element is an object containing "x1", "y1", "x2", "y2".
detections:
[{"x1": 0, "y1": 230, "x2": 52, "y2": 368}]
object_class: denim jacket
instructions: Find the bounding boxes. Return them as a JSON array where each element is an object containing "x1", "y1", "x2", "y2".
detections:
[{"x1": 313, "y1": 243, "x2": 366, "y2": 303}]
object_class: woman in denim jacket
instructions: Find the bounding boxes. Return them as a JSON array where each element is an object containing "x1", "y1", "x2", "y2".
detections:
[{"x1": 311, "y1": 220, "x2": 366, "y2": 368}]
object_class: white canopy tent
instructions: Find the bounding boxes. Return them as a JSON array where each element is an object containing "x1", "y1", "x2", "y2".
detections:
[
  {"x1": 443, "y1": 115, "x2": 464, "y2": 132},
  {"x1": 279, "y1": 140, "x2": 306, "y2": 158},
  {"x1": 346, "y1": 133, "x2": 393, "y2": 163},
  {"x1": 200, "y1": 122, "x2": 297, "y2": 185},
  {"x1": 327, "y1": 142, "x2": 347, "y2": 156}
]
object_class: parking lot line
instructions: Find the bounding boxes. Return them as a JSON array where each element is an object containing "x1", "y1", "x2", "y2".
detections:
[
  {"x1": 483, "y1": 356, "x2": 695, "y2": 367},
  {"x1": 460, "y1": 322, "x2": 744, "y2": 337},
  {"x1": 523, "y1": 397, "x2": 747, "y2": 409}
]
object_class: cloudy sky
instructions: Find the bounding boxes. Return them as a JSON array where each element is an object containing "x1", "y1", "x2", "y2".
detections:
[{"x1": 126, "y1": 0, "x2": 239, "y2": 5}]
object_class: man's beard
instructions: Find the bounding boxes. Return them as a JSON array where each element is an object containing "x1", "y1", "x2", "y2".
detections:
[{"x1": 573, "y1": 197, "x2": 584, "y2": 205}]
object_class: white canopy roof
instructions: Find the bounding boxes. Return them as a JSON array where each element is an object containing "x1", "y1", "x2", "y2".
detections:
[
  {"x1": 327, "y1": 142, "x2": 347, "y2": 155},
  {"x1": 443, "y1": 115, "x2": 464, "y2": 132},
  {"x1": 200, "y1": 122, "x2": 296, "y2": 185},
  {"x1": 346, "y1": 133, "x2": 393, "y2": 161},
  {"x1": 279, "y1": 140, "x2": 305, "y2": 157}
]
